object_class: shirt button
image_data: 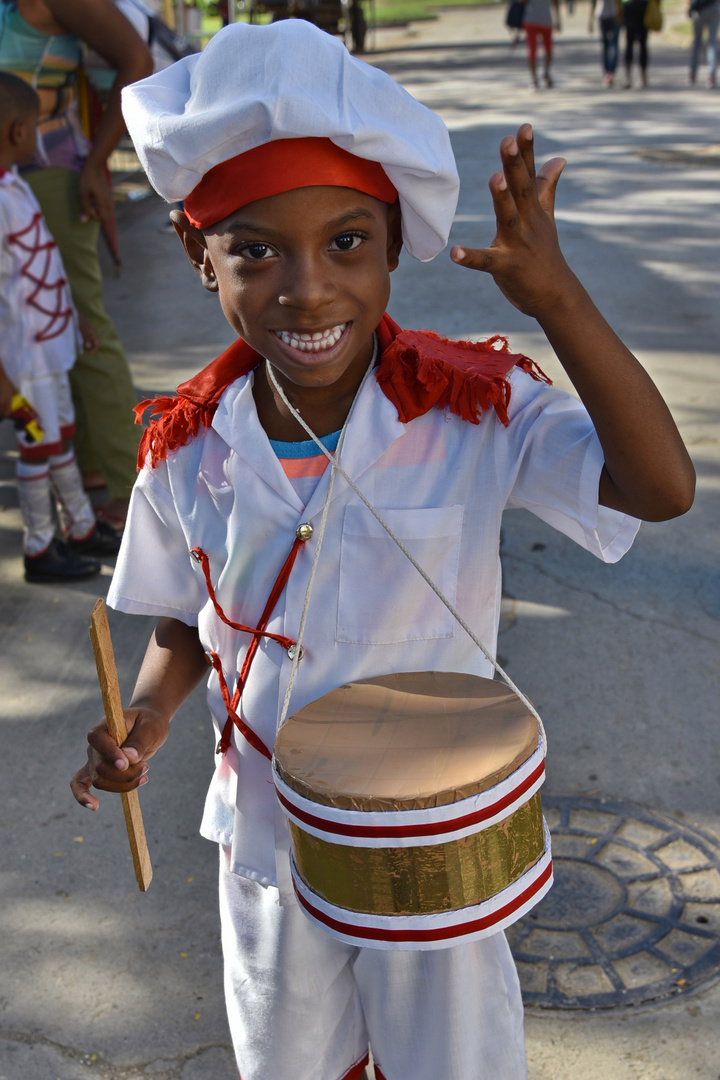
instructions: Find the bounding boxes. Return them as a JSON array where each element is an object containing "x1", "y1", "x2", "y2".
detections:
[{"x1": 296, "y1": 522, "x2": 313, "y2": 541}]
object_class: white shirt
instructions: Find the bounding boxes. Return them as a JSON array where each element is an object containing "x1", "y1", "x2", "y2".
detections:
[
  {"x1": 0, "y1": 169, "x2": 80, "y2": 382},
  {"x1": 108, "y1": 363, "x2": 640, "y2": 886}
]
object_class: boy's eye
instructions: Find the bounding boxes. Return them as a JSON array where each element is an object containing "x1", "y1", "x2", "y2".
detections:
[
  {"x1": 239, "y1": 242, "x2": 275, "y2": 260},
  {"x1": 330, "y1": 232, "x2": 363, "y2": 252}
]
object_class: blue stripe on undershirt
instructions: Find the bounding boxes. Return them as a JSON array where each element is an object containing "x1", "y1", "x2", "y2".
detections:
[{"x1": 269, "y1": 430, "x2": 342, "y2": 458}]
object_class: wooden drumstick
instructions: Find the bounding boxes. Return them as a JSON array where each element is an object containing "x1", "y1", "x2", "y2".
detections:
[{"x1": 89, "y1": 599, "x2": 153, "y2": 892}]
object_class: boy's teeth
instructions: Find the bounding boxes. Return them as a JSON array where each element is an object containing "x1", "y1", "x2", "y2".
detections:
[{"x1": 277, "y1": 324, "x2": 346, "y2": 352}]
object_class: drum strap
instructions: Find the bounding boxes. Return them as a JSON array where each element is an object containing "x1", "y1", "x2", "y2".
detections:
[
  {"x1": 266, "y1": 361, "x2": 547, "y2": 744},
  {"x1": 191, "y1": 542, "x2": 303, "y2": 757},
  {"x1": 194, "y1": 342, "x2": 374, "y2": 758}
]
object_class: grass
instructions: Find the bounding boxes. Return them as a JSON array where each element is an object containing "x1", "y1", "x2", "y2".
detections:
[
  {"x1": 373, "y1": 0, "x2": 496, "y2": 26},
  {"x1": 199, "y1": 0, "x2": 496, "y2": 35}
]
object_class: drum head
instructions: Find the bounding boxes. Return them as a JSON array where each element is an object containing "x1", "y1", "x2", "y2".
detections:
[{"x1": 274, "y1": 671, "x2": 539, "y2": 812}]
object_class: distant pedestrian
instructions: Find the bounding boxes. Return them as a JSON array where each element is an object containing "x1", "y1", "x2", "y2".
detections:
[
  {"x1": 523, "y1": 0, "x2": 561, "y2": 87},
  {"x1": 688, "y1": 0, "x2": 719, "y2": 86},
  {"x1": 590, "y1": 0, "x2": 622, "y2": 85},
  {"x1": 505, "y1": 0, "x2": 525, "y2": 47},
  {"x1": 621, "y1": 0, "x2": 650, "y2": 86}
]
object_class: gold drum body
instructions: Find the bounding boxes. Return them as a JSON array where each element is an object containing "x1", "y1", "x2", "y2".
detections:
[{"x1": 273, "y1": 672, "x2": 553, "y2": 950}]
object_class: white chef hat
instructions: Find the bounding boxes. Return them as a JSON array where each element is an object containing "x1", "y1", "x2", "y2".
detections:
[{"x1": 121, "y1": 20, "x2": 459, "y2": 261}]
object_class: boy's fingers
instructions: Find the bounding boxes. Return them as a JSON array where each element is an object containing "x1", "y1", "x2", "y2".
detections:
[
  {"x1": 499, "y1": 135, "x2": 534, "y2": 212},
  {"x1": 536, "y1": 157, "x2": 567, "y2": 217},
  {"x1": 450, "y1": 245, "x2": 496, "y2": 275},
  {"x1": 71, "y1": 759, "x2": 149, "y2": 803},
  {"x1": 479, "y1": 170, "x2": 521, "y2": 237},
  {"x1": 122, "y1": 710, "x2": 172, "y2": 763},
  {"x1": 91, "y1": 765, "x2": 149, "y2": 793},
  {"x1": 515, "y1": 123, "x2": 536, "y2": 184},
  {"x1": 70, "y1": 765, "x2": 98, "y2": 810},
  {"x1": 87, "y1": 724, "x2": 132, "y2": 770}
]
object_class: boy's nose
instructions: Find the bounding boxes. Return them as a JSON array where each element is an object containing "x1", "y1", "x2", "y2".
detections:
[{"x1": 277, "y1": 256, "x2": 337, "y2": 310}]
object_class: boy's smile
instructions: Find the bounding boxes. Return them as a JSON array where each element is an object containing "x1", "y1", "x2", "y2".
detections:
[
  {"x1": 172, "y1": 185, "x2": 402, "y2": 436},
  {"x1": 274, "y1": 323, "x2": 348, "y2": 353}
]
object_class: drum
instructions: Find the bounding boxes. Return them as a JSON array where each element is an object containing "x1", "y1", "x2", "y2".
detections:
[{"x1": 273, "y1": 671, "x2": 552, "y2": 950}]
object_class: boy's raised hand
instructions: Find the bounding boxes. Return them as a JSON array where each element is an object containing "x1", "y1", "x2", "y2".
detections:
[
  {"x1": 451, "y1": 123, "x2": 695, "y2": 523},
  {"x1": 451, "y1": 124, "x2": 576, "y2": 318},
  {"x1": 70, "y1": 707, "x2": 170, "y2": 811}
]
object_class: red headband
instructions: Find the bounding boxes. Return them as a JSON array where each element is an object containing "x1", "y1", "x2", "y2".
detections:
[{"x1": 184, "y1": 137, "x2": 398, "y2": 229}]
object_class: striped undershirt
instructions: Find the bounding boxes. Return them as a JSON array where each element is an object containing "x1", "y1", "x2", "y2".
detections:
[{"x1": 269, "y1": 429, "x2": 341, "y2": 505}]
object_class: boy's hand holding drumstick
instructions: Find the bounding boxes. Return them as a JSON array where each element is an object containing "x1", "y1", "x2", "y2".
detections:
[
  {"x1": 70, "y1": 677, "x2": 167, "y2": 813},
  {"x1": 451, "y1": 123, "x2": 694, "y2": 524},
  {"x1": 71, "y1": 616, "x2": 208, "y2": 799}
]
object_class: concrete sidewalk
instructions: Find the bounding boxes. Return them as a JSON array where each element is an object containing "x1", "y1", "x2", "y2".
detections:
[{"x1": 1, "y1": 6, "x2": 718, "y2": 1078}]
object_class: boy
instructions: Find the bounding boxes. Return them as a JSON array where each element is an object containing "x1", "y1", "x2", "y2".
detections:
[
  {"x1": 70, "y1": 21, "x2": 694, "y2": 1080},
  {"x1": 0, "y1": 73, "x2": 121, "y2": 582}
]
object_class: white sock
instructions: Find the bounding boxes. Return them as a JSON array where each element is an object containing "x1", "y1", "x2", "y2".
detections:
[
  {"x1": 49, "y1": 450, "x2": 97, "y2": 540},
  {"x1": 16, "y1": 460, "x2": 55, "y2": 556}
]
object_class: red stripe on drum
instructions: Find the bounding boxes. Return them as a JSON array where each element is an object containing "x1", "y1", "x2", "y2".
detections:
[
  {"x1": 276, "y1": 758, "x2": 545, "y2": 840},
  {"x1": 294, "y1": 859, "x2": 553, "y2": 944}
]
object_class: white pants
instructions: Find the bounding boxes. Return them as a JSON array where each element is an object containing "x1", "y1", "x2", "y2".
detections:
[{"x1": 219, "y1": 846, "x2": 527, "y2": 1080}]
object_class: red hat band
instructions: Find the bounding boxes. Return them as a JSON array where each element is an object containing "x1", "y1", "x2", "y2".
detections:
[{"x1": 184, "y1": 137, "x2": 399, "y2": 229}]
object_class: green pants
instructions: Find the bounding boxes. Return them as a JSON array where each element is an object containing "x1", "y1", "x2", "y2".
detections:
[{"x1": 26, "y1": 167, "x2": 140, "y2": 499}]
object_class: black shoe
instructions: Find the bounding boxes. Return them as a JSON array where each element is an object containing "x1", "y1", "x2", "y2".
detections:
[
  {"x1": 67, "y1": 518, "x2": 122, "y2": 557},
  {"x1": 24, "y1": 538, "x2": 101, "y2": 583}
]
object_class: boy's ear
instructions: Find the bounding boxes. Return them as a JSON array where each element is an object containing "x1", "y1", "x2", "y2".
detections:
[
  {"x1": 386, "y1": 200, "x2": 403, "y2": 272},
  {"x1": 9, "y1": 118, "x2": 25, "y2": 148},
  {"x1": 169, "y1": 209, "x2": 218, "y2": 293}
]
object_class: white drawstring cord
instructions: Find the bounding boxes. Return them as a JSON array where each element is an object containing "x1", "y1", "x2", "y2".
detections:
[
  {"x1": 267, "y1": 340, "x2": 378, "y2": 729},
  {"x1": 266, "y1": 343, "x2": 546, "y2": 745}
]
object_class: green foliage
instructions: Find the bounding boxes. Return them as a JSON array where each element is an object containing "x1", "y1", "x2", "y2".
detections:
[
  {"x1": 374, "y1": 0, "x2": 494, "y2": 24},
  {"x1": 198, "y1": 0, "x2": 494, "y2": 34}
]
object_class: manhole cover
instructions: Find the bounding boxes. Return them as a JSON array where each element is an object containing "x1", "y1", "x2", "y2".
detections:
[{"x1": 507, "y1": 795, "x2": 720, "y2": 1009}]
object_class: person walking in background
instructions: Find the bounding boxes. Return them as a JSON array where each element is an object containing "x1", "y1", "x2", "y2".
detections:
[
  {"x1": 688, "y1": 0, "x2": 719, "y2": 86},
  {"x1": 0, "y1": 0, "x2": 153, "y2": 534},
  {"x1": 506, "y1": 0, "x2": 525, "y2": 48},
  {"x1": 621, "y1": 0, "x2": 650, "y2": 86},
  {"x1": 523, "y1": 0, "x2": 561, "y2": 88},
  {"x1": 590, "y1": 0, "x2": 622, "y2": 85}
]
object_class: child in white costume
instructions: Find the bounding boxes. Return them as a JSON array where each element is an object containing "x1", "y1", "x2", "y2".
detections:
[
  {"x1": 0, "y1": 73, "x2": 120, "y2": 582},
  {"x1": 71, "y1": 21, "x2": 694, "y2": 1080}
]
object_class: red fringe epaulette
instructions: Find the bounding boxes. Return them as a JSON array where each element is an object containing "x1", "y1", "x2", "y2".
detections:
[
  {"x1": 135, "y1": 314, "x2": 551, "y2": 469},
  {"x1": 134, "y1": 394, "x2": 218, "y2": 470},
  {"x1": 134, "y1": 334, "x2": 261, "y2": 468},
  {"x1": 375, "y1": 323, "x2": 550, "y2": 426}
]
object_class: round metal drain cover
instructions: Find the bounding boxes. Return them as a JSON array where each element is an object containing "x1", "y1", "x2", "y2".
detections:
[{"x1": 507, "y1": 795, "x2": 720, "y2": 1009}]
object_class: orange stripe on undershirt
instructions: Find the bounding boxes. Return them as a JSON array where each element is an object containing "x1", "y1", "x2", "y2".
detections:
[{"x1": 279, "y1": 455, "x2": 331, "y2": 479}]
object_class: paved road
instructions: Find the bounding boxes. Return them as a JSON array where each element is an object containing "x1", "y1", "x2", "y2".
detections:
[{"x1": 0, "y1": 6, "x2": 718, "y2": 1078}]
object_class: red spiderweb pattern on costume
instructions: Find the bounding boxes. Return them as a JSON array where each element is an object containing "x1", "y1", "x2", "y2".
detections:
[{"x1": 8, "y1": 212, "x2": 74, "y2": 342}]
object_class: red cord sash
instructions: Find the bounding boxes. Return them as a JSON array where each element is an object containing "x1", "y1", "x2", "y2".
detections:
[{"x1": 192, "y1": 538, "x2": 307, "y2": 757}]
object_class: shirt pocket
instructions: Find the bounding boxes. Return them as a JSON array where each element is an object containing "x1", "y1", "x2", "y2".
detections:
[{"x1": 336, "y1": 504, "x2": 464, "y2": 645}]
